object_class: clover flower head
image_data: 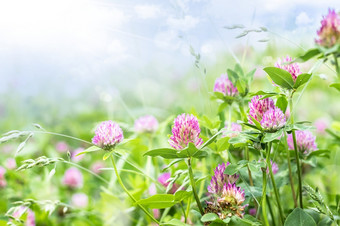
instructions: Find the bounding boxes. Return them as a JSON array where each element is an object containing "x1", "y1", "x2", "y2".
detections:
[
  {"x1": 0, "y1": 166, "x2": 6, "y2": 188},
  {"x1": 224, "y1": 123, "x2": 242, "y2": 138},
  {"x1": 63, "y1": 167, "x2": 83, "y2": 189},
  {"x1": 248, "y1": 95, "x2": 275, "y2": 123},
  {"x1": 208, "y1": 163, "x2": 239, "y2": 196},
  {"x1": 316, "y1": 9, "x2": 340, "y2": 48},
  {"x1": 260, "y1": 107, "x2": 286, "y2": 132},
  {"x1": 213, "y1": 74, "x2": 238, "y2": 97},
  {"x1": 287, "y1": 130, "x2": 317, "y2": 154},
  {"x1": 275, "y1": 56, "x2": 301, "y2": 82},
  {"x1": 134, "y1": 115, "x2": 159, "y2": 133},
  {"x1": 216, "y1": 183, "x2": 247, "y2": 218},
  {"x1": 71, "y1": 193, "x2": 88, "y2": 208},
  {"x1": 92, "y1": 120, "x2": 124, "y2": 150},
  {"x1": 5, "y1": 158, "x2": 17, "y2": 170},
  {"x1": 168, "y1": 114, "x2": 203, "y2": 150}
]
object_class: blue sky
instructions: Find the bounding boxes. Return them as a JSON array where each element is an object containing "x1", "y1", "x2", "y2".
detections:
[{"x1": 0, "y1": 0, "x2": 339, "y2": 99}]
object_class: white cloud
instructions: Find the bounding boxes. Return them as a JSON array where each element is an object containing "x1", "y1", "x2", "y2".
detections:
[
  {"x1": 134, "y1": 4, "x2": 161, "y2": 19},
  {"x1": 295, "y1": 12, "x2": 313, "y2": 26},
  {"x1": 167, "y1": 15, "x2": 199, "y2": 31}
]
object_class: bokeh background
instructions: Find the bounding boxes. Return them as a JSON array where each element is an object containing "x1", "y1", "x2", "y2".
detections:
[{"x1": 1, "y1": 0, "x2": 340, "y2": 131}]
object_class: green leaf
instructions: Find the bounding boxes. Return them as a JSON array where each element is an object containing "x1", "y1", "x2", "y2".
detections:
[
  {"x1": 263, "y1": 67, "x2": 294, "y2": 89},
  {"x1": 136, "y1": 194, "x2": 176, "y2": 209},
  {"x1": 284, "y1": 208, "x2": 317, "y2": 226},
  {"x1": 76, "y1": 146, "x2": 101, "y2": 156},
  {"x1": 263, "y1": 130, "x2": 283, "y2": 143},
  {"x1": 330, "y1": 83, "x2": 340, "y2": 92},
  {"x1": 236, "y1": 80, "x2": 246, "y2": 95},
  {"x1": 218, "y1": 102, "x2": 228, "y2": 113},
  {"x1": 103, "y1": 150, "x2": 114, "y2": 160},
  {"x1": 143, "y1": 148, "x2": 178, "y2": 159},
  {"x1": 161, "y1": 219, "x2": 190, "y2": 226},
  {"x1": 174, "y1": 190, "x2": 191, "y2": 202},
  {"x1": 295, "y1": 48, "x2": 321, "y2": 62},
  {"x1": 294, "y1": 73, "x2": 312, "y2": 89},
  {"x1": 227, "y1": 69, "x2": 239, "y2": 85},
  {"x1": 276, "y1": 96, "x2": 288, "y2": 113},
  {"x1": 250, "y1": 91, "x2": 279, "y2": 97},
  {"x1": 216, "y1": 136, "x2": 230, "y2": 152},
  {"x1": 201, "y1": 213, "x2": 220, "y2": 222},
  {"x1": 201, "y1": 131, "x2": 222, "y2": 149},
  {"x1": 249, "y1": 116, "x2": 263, "y2": 131},
  {"x1": 224, "y1": 163, "x2": 246, "y2": 175}
]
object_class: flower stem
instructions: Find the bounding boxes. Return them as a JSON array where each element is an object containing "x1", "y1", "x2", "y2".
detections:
[
  {"x1": 333, "y1": 53, "x2": 340, "y2": 78},
  {"x1": 266, "y1": 195, "x2": 276, "y2": 226},
  {"x1": 261, "y1": 167, "x2": 269, "y2": 226},
  {"x1": 110, "y1": 155, "x2": 159, "y2": 224},
  {"x1": 289, "y1": 97, "x2": 303, "y2": 209},
  {"x1": 292, "y1": 130, "x2": 303, "y2": 208},
  {"x1": 267, "y1": 142, "x2": 285, "y2": 223},
  {"x1": 284, "y1": 132, "x2": 297, "y2": 207},
  {"x1": 187, "y1": 158, "x2": 204, "y2": 215}
]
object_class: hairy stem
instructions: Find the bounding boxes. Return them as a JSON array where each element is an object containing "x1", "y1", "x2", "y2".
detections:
[
  {"x1": 267, "y1": 142, "x2": 285, "y2": 223},
  {"x1": 187, "y1": 158, "x2": 204, "y2": 215},
  {"x1": 334, "y1": 53, "x2": 340, "y2": 78},
  {"x1": 289, "y1": 97, "x2": 303, "y2": 209},
  {"x1": 261, "y1": 167, "x2": 269, "y2": 226},
  {"x1": 110, "y1": 155, "x2": 159, "y2": 224},
  {"x1": 266, "y1": 195, "x2": 276, "y2": 226},
  {"x1": 284, "y1": 132, "x2": 297, "y2": 207}
]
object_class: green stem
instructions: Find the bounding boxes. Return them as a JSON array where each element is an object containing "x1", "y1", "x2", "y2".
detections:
[
  {"x1": 289, "y1": 97, "x2": 303, "y2": 209},
  {"x1": 181, "y1": 201, "x2": 187, "y2": 223},
  {"x1": 334, "y1": 53, "x2": 340, "y2": 78},
  {"x1": 238, "y1": 99, "x2": 247, "y2": 122},
  {"x1": 267, "y1": 142, "x2": 285, "y2": 223},
  {"x1": 218, "y1": 111, "x2": 226, "y2": 130},
  {"x1": 261, "y1": 167, "x2": 269, "y2": 226},
  {"x1": 266, "y1": 195, "x2": 276, "y2": 226},
  {"x1": 110, "y1": 155, "x2": 159, "y2": 224},
  {"x1": 187, "y1": 158, "x2": 204, "y2": 215},
  {"x1": 292, "y1": 130, "x2": 303, "y2": 208},
  {"x1": 284, "y1": 132, "x2": 298, "y2": 208}
]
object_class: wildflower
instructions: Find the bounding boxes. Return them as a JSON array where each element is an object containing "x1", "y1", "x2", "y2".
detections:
[
  {"x1": 168, "y1": 114, "x2": 203, "y2": 150},
  {"x1": 217, "y1": 183, "x2": 246, "y2": 218},
  {"x1": 260, "y1": 107, "x2": 286, "y2": 132},
  {"x1": 223, "y1": 123, "x2": 242, "y2": 138},
  {"x1": 208, "y1": 163, "x2": 239, "y2": 196},
  {"x1": 5, "y1": 158, "x2": 17, "y2": 170},
  {"x1": 71, "y1": 193, "x2": 88, "y2": 208},
  {"x1": 0, "y1": 166, "x2": 6, "y2": 188},
  {"x1": 275, "y1": 56, "x2": 301, "y2": 82},
  {"x1": 314, "y1": 118, "x2": 328, "y2": 135},
  {"x1": 158, "y1": 172, "x2": 179, "y2": 194},
  {"x1": 91, "y1": 161, "x2": 105, "y2": 174},
  {"x1": 248, "y1": 208, "x2": 256, "y2": 216},
  {"x1": 92, "y1": 120, "x2": 124, "y2": 150},
  {"x1": 71, "y1": 148, "x2": 85, "y2": 162},
  {"x1": 56, "y1": 141, "x2": 68, "y2": 153},
  {"x1": 213, "y1": 74, "x2": 238, "y2": 97},
  {"x1": 316, "y1": 9, "x2": 340, "y2": 48},
  {"x1": 248, "y1": 96, "x2": 275, "y2": 123},
  {"x1": 134, "y1": 115, "x2": 159, "y2": 133},
  {"x1": 12, "y1": 206, "x2": 35, "y2": 226},
  {"x1": 287, "y1": 130, "x2": 317, "y2": 154},
  {"x1": 63, "y1": 167, "x2": 83, "y2": 189}
]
